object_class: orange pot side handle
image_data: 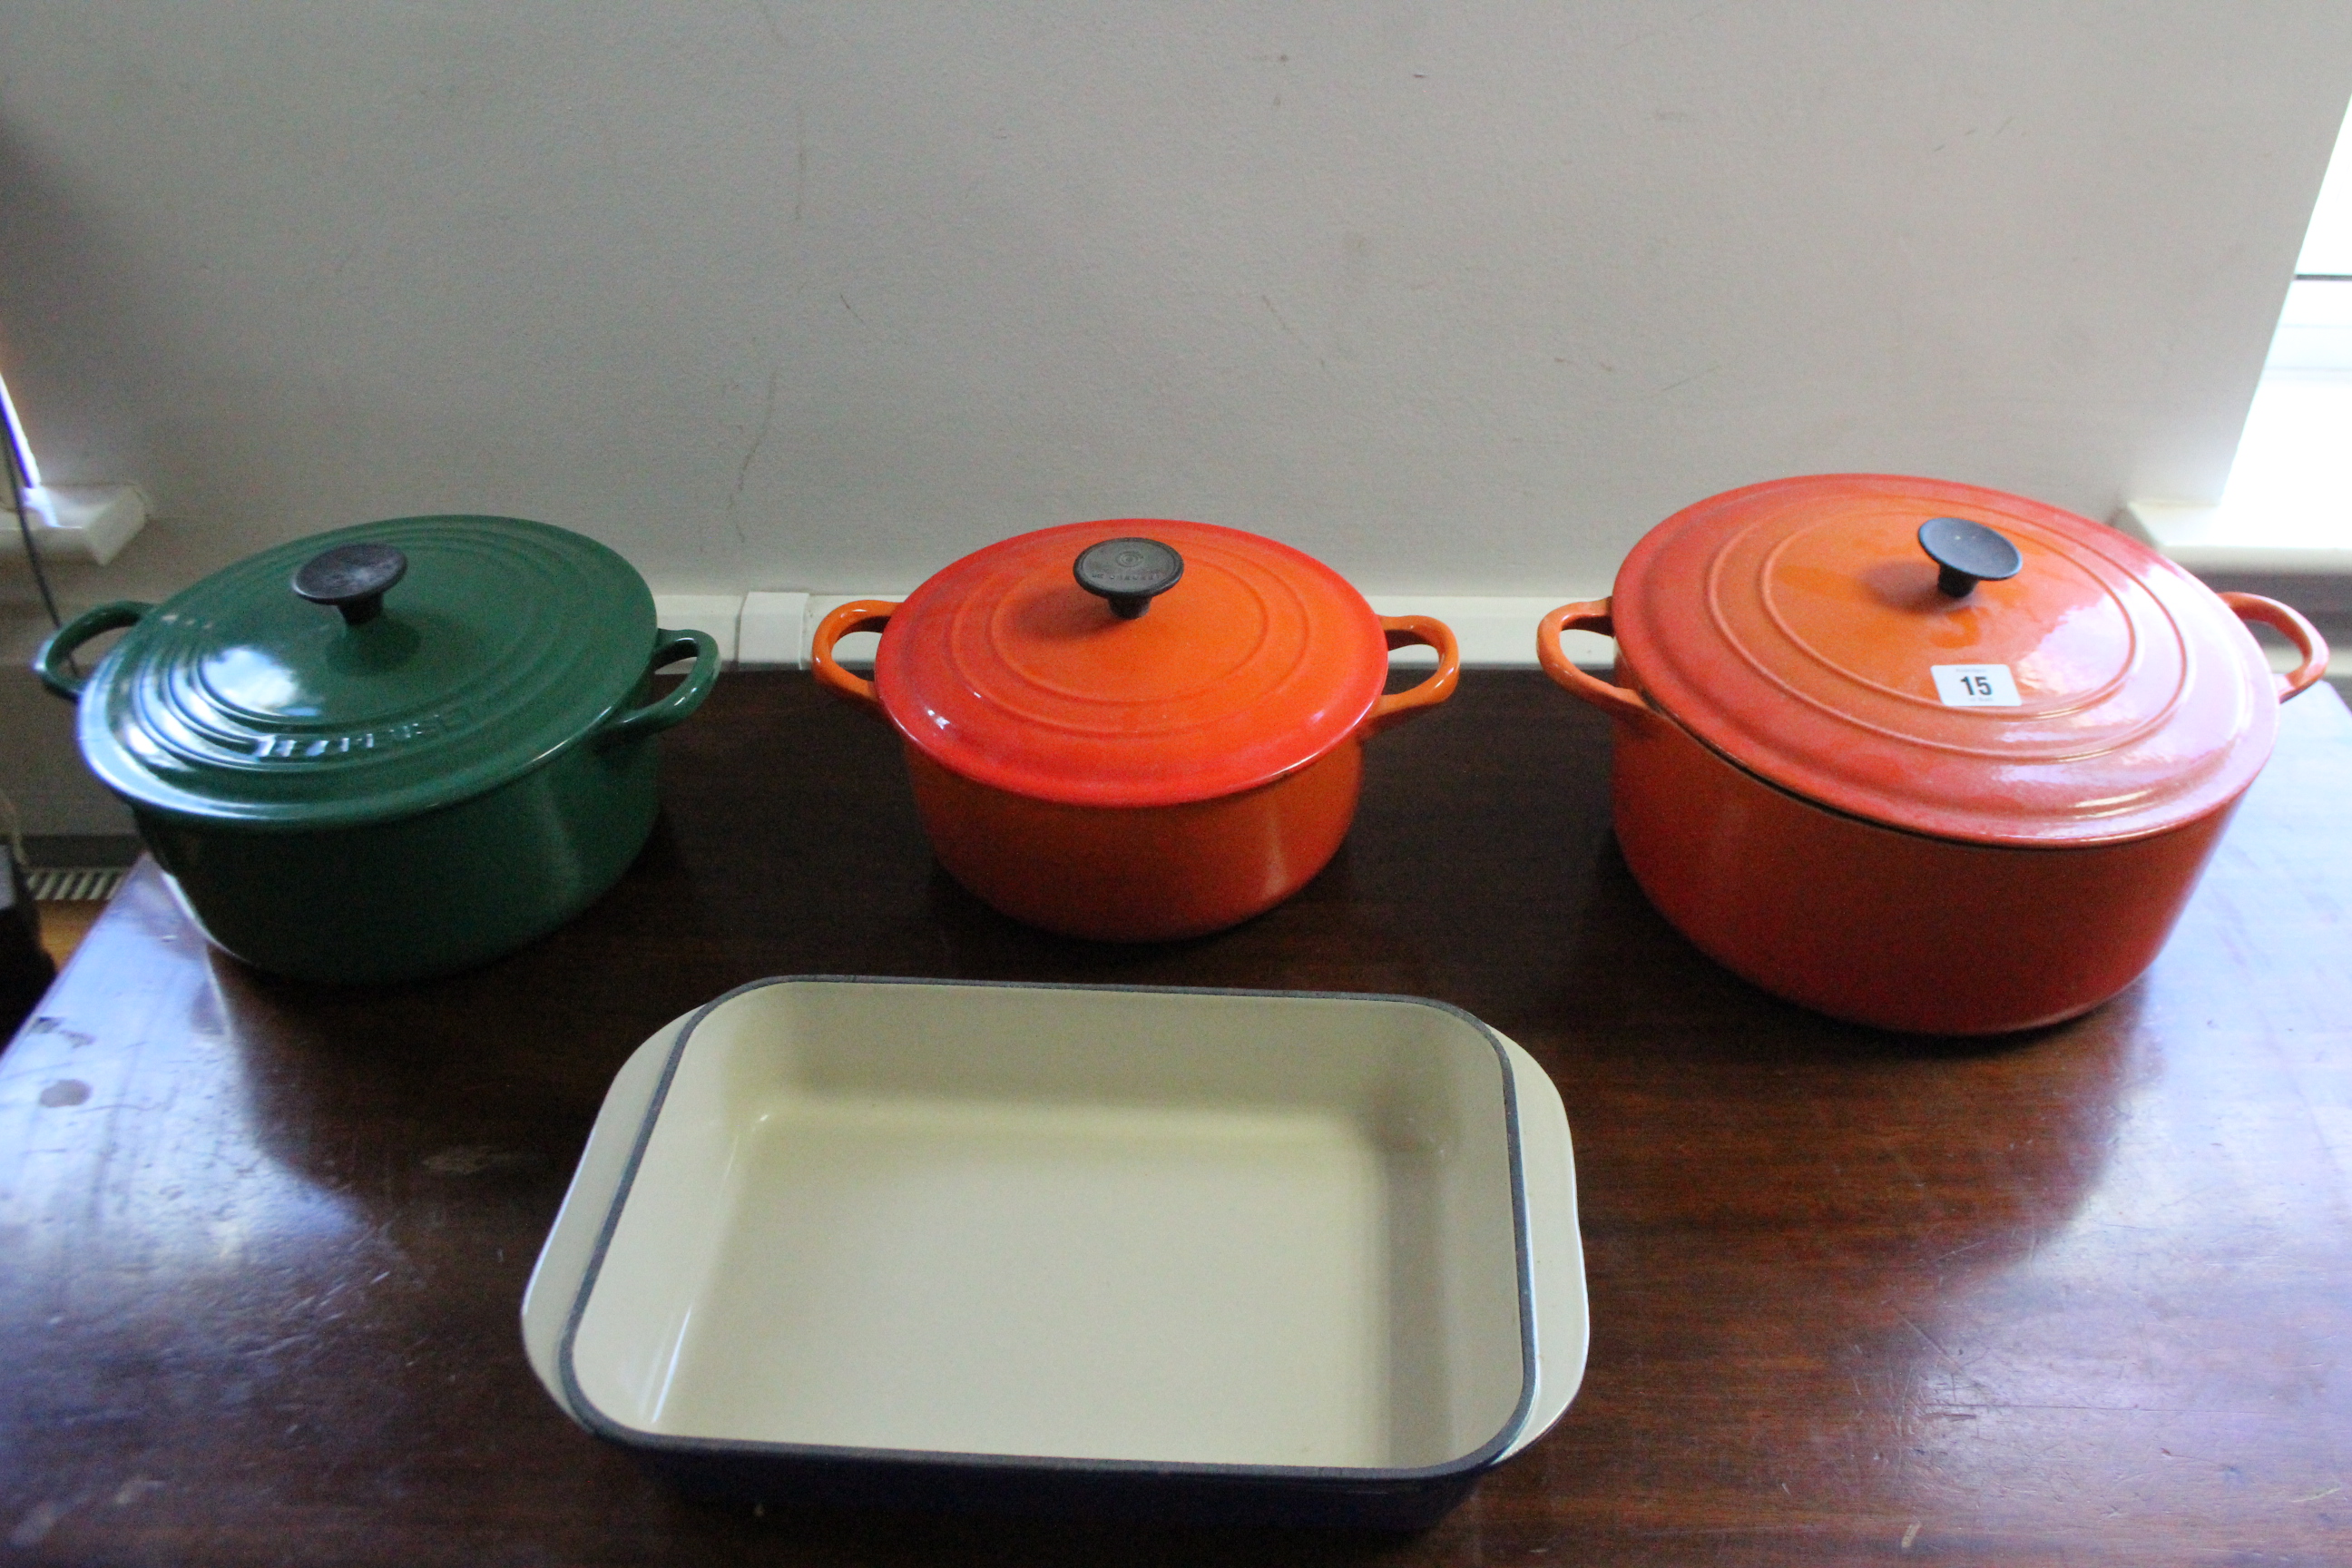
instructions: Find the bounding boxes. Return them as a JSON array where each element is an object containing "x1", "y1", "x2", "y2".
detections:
[
  {"x1": 1536, "y1": 600, "x2": 1656, "y2": 729},
  {"x1": 2218, "y1": 593, "x2": 2331, "y2": 701},
  {"x1": 810, "y1": 599, "x2": 902, "y2": 716},
  {"x1": 1363, "y1": 616, "x2": 1461, "y2": 737}
]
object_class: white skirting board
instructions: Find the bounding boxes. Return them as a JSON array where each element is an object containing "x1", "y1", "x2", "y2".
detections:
[{"x1": 650, "y1": 591, "x2": 1618, "y2": 671}]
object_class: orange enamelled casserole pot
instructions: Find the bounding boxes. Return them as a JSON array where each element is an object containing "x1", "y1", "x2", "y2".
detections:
[
  {"x1": 812, "y1": 519, "x2": 1459, "y2": 941},
  {"x1": 1538, "y1": 475, "x2": 2331, "y2": 1035}
]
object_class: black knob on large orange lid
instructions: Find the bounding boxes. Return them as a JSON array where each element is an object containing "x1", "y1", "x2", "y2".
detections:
[{"x1": 1917, "y1": 516, "x2": 2024, "y2": 598}]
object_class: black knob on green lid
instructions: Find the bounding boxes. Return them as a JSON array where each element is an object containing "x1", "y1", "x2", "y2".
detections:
[{"x1": 292, "y1": 543, "x2": 408, "y2": 625}]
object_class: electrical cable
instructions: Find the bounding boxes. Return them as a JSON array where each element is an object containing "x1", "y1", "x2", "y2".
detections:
[
  {"x1": 3, "y1": 390, "x2": 65, "y2": 632},
  {"x1": 0, "y1": 786, "x2": 25, "y2": 878}
]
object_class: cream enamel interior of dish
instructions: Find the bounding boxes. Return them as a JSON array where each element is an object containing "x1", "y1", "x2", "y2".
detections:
[{"x1": 564, "y1": 981, "x2": 1529, "y2": 1470}]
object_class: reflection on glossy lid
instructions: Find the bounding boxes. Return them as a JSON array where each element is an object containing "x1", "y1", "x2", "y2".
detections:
[
  {"x1": 77, "y1": 516, "x2": 657, "y2": 828},
  {"x1": 1612, "y1": 475, "x2": 2278, "y2": 846},
  {"x1": 873, "y1": 519, "x2": 1390, "y2": 808}
]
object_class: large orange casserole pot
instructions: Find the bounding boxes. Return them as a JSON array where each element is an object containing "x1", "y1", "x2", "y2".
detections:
[
  {"x1": 813, "y1": 519, "x2": 1458, "y2": 941},
  {"x1": 1538, "y1": 474, "x2": 2330, "y2": 1035}
]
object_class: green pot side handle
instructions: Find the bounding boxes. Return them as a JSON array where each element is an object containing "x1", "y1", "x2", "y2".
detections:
[
  {"x1": 595, "y1": 627, "x2": 720, "y2": 745},
  {"x1": 34, "y1": 601, "x2": 154, "y2": 701}
]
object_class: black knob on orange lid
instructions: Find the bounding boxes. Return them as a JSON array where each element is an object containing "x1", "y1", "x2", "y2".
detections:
[
  {"x1": 1073, "y1": 537, "x2": 1184, "y2": 619},
  {"x1": 1918, "y1": 517, "x2": 2023, "y2": 598}
]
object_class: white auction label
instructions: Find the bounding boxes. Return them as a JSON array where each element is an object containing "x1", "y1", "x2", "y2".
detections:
[{"x1": 1931, "y1": 664, "x2": 2022, "y2": 707}]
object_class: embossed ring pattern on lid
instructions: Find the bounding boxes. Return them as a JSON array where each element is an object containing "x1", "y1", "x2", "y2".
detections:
[
  {"x1": 1612, "y1": 475, "x2": 2277, "y2": 847},
  {"x1": 872, "y1": 519, "x2": 1391, "y2": 808},
  {"x1": 74, "y1": 516, "x2": 658, "y2": 828}
]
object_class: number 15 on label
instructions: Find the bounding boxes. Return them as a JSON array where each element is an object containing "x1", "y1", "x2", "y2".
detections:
[{"x1": 1930, "y1": 664, "x2": 2022, "y2": 707}]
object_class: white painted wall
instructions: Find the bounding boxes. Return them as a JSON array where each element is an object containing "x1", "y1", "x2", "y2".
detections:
[{"x1": 5, "y1": 3, "x2": 2349, "y2": 833}]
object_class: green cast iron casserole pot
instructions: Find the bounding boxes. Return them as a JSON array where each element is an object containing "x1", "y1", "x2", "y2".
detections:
[{"x1": 34, "y1": 515, "x2": 719, "y2": 985}]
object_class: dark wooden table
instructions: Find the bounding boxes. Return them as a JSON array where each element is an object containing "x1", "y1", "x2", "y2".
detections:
[{"x1": 5, "y1": 671, "x2": 2349, "y2": 1567}]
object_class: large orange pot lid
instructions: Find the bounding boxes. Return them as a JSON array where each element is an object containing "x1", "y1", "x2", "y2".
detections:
[
  {"x1": 1613, "y1": 475, "x2": 2278, "y2": 846},
  {"x1": 872, "y1": 519, "x2": 1390, "y2": 808}
]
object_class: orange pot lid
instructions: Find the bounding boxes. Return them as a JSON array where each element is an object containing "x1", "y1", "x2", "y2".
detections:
[
  {"x1": 872, "y1": 519, "x2": 1390, "y2": 808},
  {"x1": 1613, "y1": 474, "x2": 2278, "y2": 846}
]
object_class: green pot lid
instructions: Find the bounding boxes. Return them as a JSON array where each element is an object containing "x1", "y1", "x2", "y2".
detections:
[{"x1": 76, "y1": 516, "x2": 658, "y2": 828}]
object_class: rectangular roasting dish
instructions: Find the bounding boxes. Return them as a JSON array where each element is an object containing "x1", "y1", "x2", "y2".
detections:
[{"x1": 522, "y1": 978, "x2": 1586, "y2": 1526}]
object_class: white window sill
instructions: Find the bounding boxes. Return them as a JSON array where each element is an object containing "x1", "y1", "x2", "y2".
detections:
[{"x1": 2120, "y1": 369, "x2": 2352, "y2": 574}]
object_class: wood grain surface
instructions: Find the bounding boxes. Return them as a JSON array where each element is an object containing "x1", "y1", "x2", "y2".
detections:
[{"x1": 3, "y1": 671, "x2": 2348, "y2": 1567}]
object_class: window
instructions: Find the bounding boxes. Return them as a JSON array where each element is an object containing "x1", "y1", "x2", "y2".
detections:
[{"x1": 2210, "y1": 103, "x2": 2352, "y2": 550}]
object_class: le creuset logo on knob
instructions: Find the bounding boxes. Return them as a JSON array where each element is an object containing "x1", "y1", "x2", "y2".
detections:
[
  {"x1": 292, "y1": 542, "x2": 409, "y2": 626},
  {"x1": 1073, "y1": 538, "x2": 1184, "y2": 619}
]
